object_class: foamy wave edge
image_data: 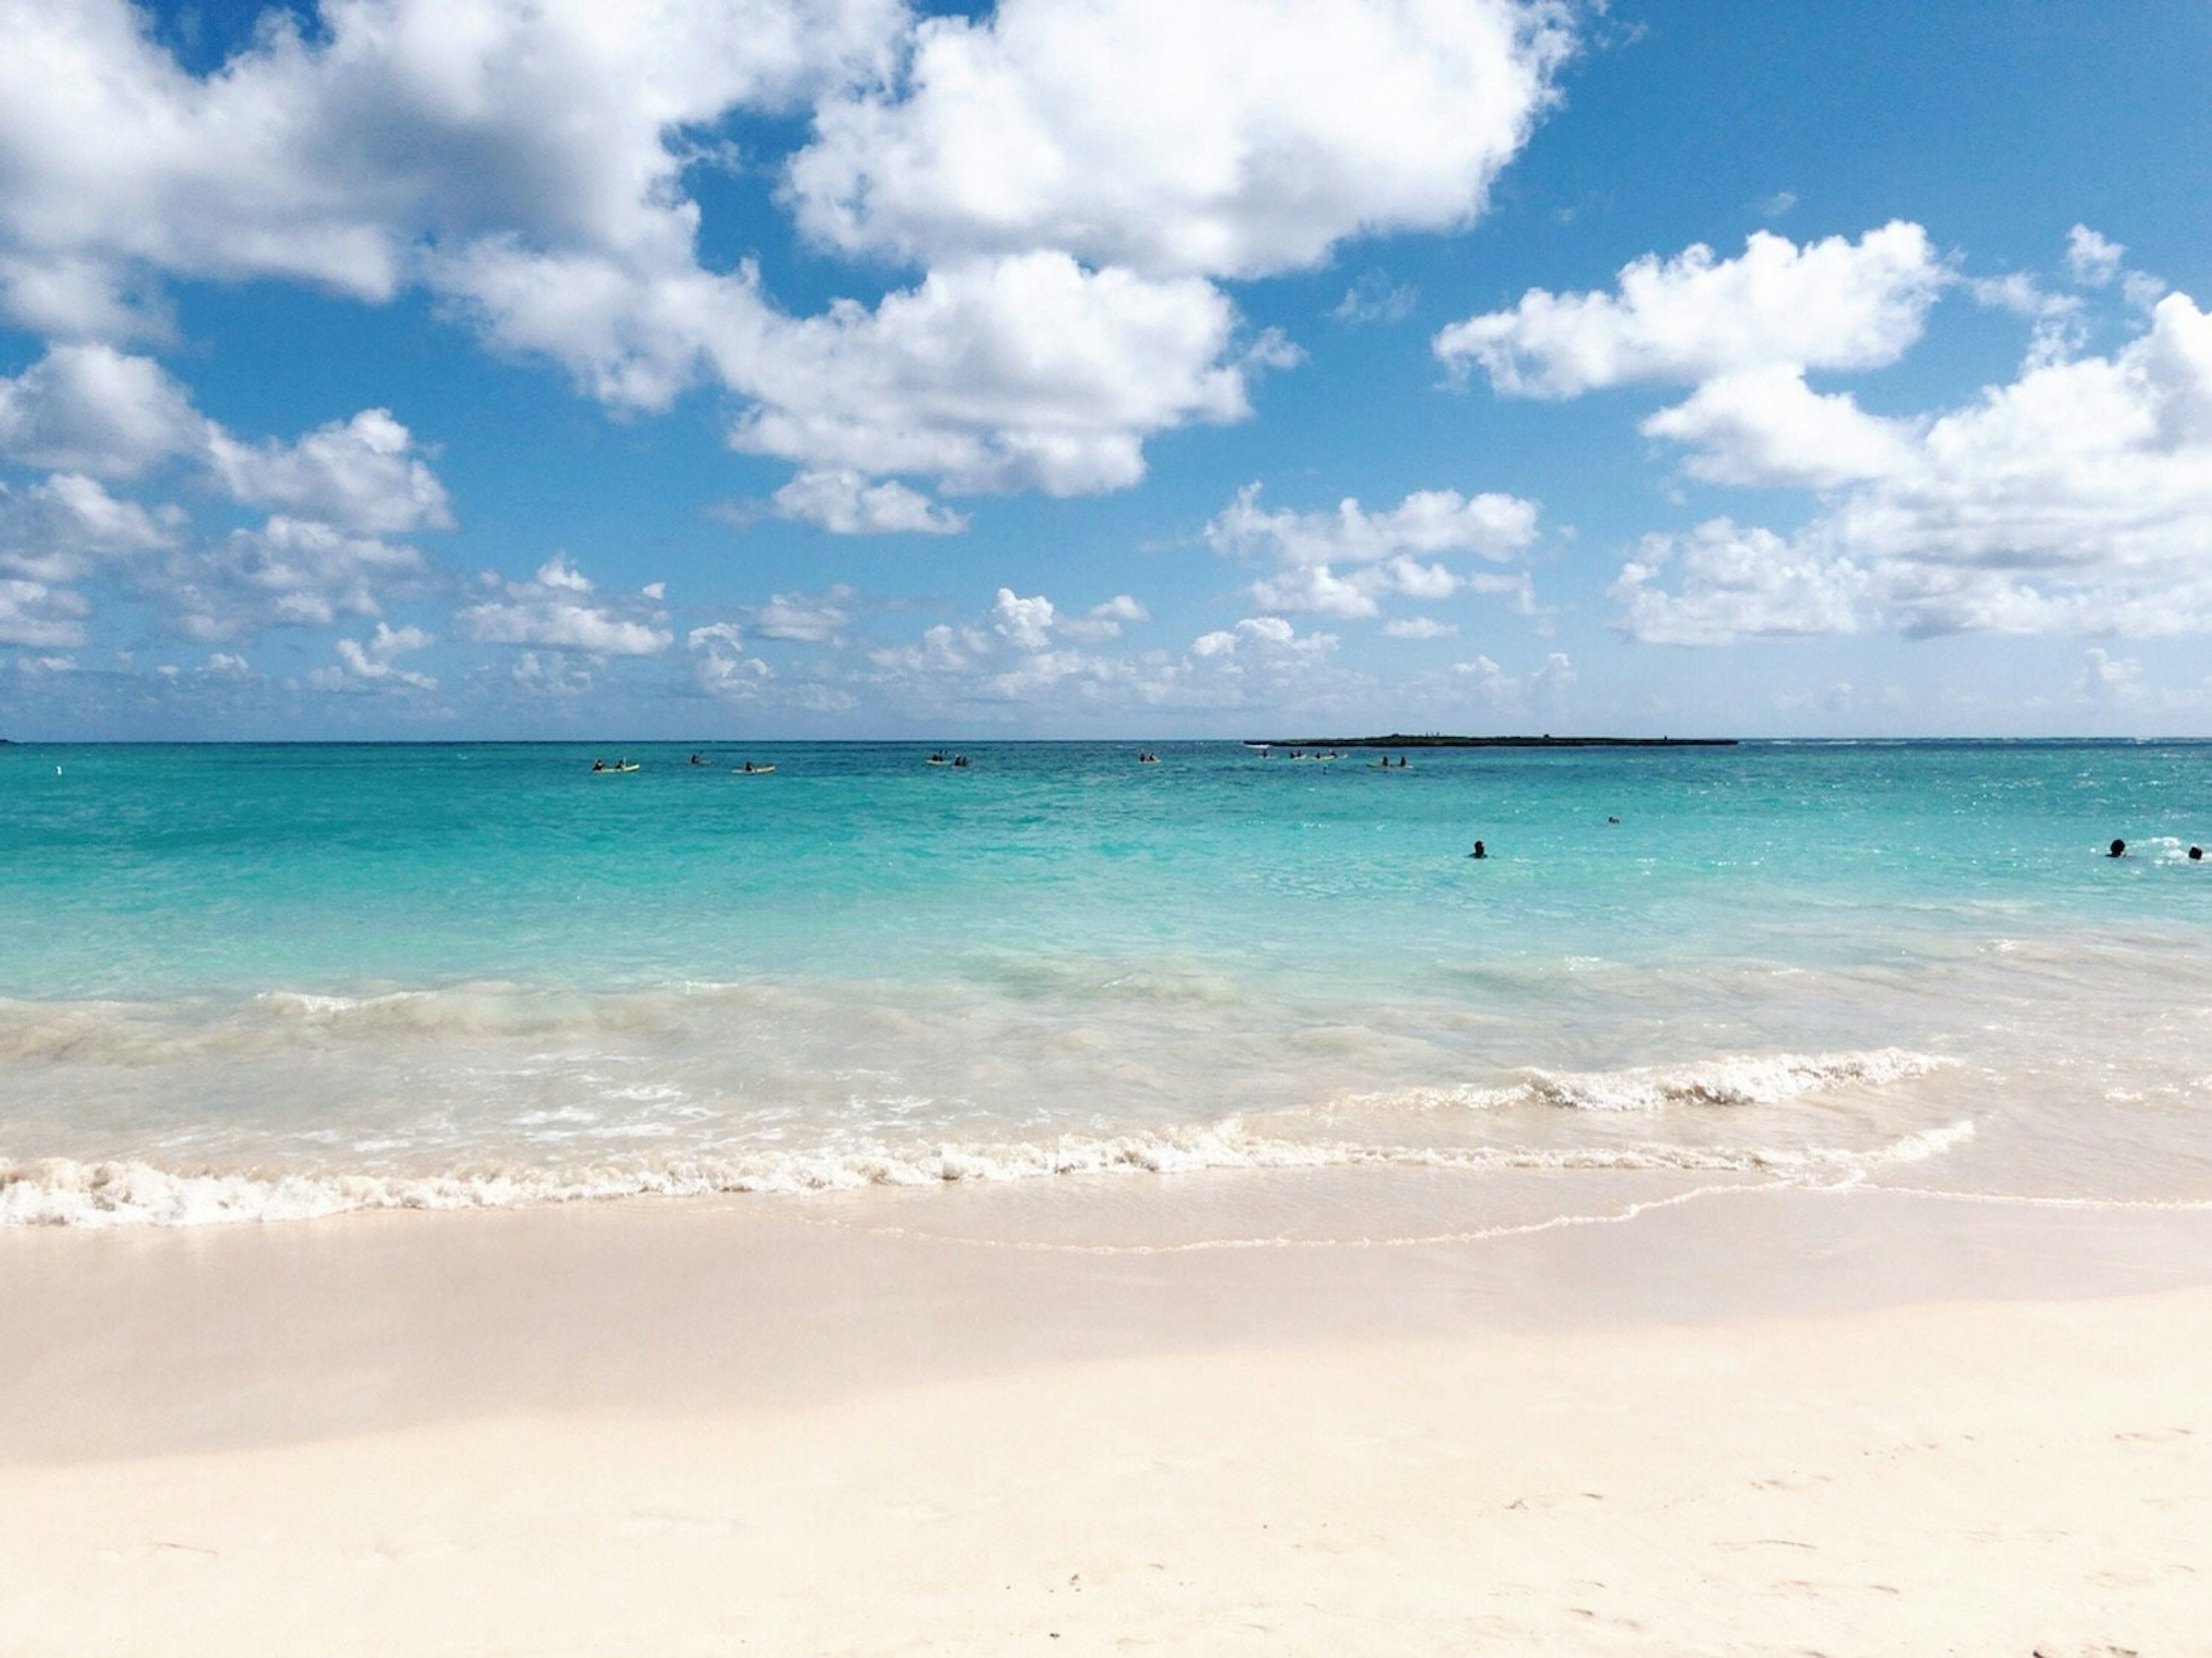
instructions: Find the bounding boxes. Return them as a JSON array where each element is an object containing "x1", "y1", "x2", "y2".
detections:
[
  {"x1": 1346, "y1": 1047, "x2": 1950, "y2": 1114},
  {"x1": 0, "y1": 1120, "x2": 1976, "y2": 1228}
]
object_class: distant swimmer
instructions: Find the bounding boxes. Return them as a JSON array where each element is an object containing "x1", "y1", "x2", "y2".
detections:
[
  {"x1": 2192, "y1": 846, "x2": 2204, "y2": 861},
  {"x1": 1607, "y1": 815, "x2": 1620, "y2": 824},
  {"x1": 1469, "y1": 839, "x2": 1487, "y2": 860},
  {"x1": 690, "y1": 753, "x2": 708, "y2": 766},
  {"x1": 2109, "y1": 839, "x2": 2127, "y2": 858}
]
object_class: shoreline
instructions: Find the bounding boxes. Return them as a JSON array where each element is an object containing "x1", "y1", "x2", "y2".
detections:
[{"x1": 4, "y1": 1181, "x2": 2209, "y2": 1652}]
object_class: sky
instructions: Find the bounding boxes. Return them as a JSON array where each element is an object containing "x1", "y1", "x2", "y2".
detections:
[{"x1": 2, "y1": 0, "x2": 2210, "y2": 741}]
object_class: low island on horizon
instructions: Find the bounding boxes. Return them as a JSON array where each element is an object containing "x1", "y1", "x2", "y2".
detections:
[{"x1": 1249, "y1": 733, "x2": 1739, "y2": 749}]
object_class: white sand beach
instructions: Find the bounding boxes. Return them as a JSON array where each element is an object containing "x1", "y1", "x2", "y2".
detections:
[{"x1": 3, "y1": 1183, "x2": 2209, "y2": 1655}]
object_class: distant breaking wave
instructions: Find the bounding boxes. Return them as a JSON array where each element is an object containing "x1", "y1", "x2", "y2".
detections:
[
  {"x1": 1339, "y1": 1048, "x2": 1946, "y2": 1114},
  {"x1": 0, "y1": 1119, "x2": 1975, "y2": 1229}
]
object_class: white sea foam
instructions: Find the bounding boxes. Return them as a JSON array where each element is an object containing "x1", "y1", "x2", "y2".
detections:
[
  {"x1": 1340, "y1": 1048, "x2": 1946, "y2": 1116},
  {"x1": 0, "y1": 1118, "x2": 1976, "y2": 1229}
]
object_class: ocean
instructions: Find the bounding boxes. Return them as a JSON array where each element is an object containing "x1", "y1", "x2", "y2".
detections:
[{"x1": 3, "y1": 738, "x2": 2209, "y2": 1231}]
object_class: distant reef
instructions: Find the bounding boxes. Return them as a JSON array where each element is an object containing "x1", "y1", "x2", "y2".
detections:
[{"x1": 1250, "y1": 733, "x2": 1737, "y2": 749}]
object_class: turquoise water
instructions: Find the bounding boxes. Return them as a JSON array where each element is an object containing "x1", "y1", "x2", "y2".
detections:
[{"x1": 3, "y1": 739, "x2": 2210, "y2": 1225}]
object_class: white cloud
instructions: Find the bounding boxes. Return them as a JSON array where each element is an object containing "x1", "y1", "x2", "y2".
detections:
[
  {"x1": 0, "y1": 0, "x2": 1585, "y2": 553},
  {"x1": 0, "y1": 344, "x2": 204, "y2": 476},
  {"x1": 686, "y1": 622, "x2": 774, "y2": 699},
  {"x1": 750, "y1": 585, "x2": 854, "y2": 642},
  {"x1": 1639, "y1": 365, "x2": 1918, "y2": 489},
  {"x1": 509, "y1": 650, "x2": 596, "y2": 698},
  {"x1": 1059, "y1": 593, "x2": 1150, "y2": 642},
  {"x1": 2077, "y1": 647, "x2": 2140, "y2": 704},
  {"x1": 151, "y1": 516, "x2": 428, "y2": 641},
  {"x1": 1444, "y1": 648, "x2": 1568, "y2": 709},
  {"x1": 1435, "y1": 222, "x2": 1949, "y2": 397},
  {"x1": 1, "y1": 473, "x2": 183, "y2": 586},
  {"x1": 309, "y1": 622, "x2": 437, "y2": 692},
  {"x1": 0, "y1": 576, "x2": 89, "y2": 647},
  {"x1": 0, "y1": 0, "x2": 1574, "y2": 529},
  {"x1": 1207, "y1": 481, "x2": 1540, "y2": 618},
  {"x1": 856, "y1": 586, "x2": 1182, "y2": 714},
  {"x1": 1382, "y1": 616, "x2": 1456, "y2": 639},
  {"x1": 729, "y1": 252, "x2": 1260, "y2": 495},
  {"x1": 459, "y1": 553, "x2": 672, "y2": 655},
  {"x1": 0, "y1": 0, "x2": 904, "y2": 335},
  {"x1": 1330, "y1": 270, "x2": 1419, "y2": 325},
  {"x1": 1190, "y1": 614, "x2": 1335, "y2": 661},
  {"x1": 1618, "y1": 287, "x2": 2212, "y2": 643},
  {"x1": 990, "y1": 587, "x2": 1056, "y2": 652},
  {"x1": 1611, "y1": 518, "x2": 1866, "y2": 646},
  {"x1": 2066, "y1": 225, "x2": 2125, "y2": 289},
  {"x1": 771, "y1": 469, "x2": 968, "y2": 534},
  {"x1": 787, "y1": 0, "x2": 1576, "y2": 280},
  {"x1": 206, "y1": 409, "x2": 453, "y2": 535}
]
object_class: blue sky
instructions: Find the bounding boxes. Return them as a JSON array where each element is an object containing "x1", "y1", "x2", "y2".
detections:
[{"x1": 3, "y1": 0, "x2": 2209, "y2": 739}]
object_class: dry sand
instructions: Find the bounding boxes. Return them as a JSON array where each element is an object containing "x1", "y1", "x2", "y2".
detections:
[{"x1": 3, "y1": 1181, "x2": 2209, "y2": 1655}]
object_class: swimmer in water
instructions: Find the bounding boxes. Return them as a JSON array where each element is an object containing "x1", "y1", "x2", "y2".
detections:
[
  {"x1": 1469, "y1": 839, "x2": 1487, "y2": 860},
  {"x1": 2109, "y1": 839, "x2": 2127, "y2": 858},
  {"x1": 2191, "y1": 846, "x2": 2203, "y2": 861}
]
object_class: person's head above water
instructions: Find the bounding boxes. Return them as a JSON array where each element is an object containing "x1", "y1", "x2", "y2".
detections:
[
  {"x1": 2192, "y1": 846, "x2": 2204, "y2": 862},
  {"x1": 2109, "y1": 839, "x2": 2127, "y2": 858}
]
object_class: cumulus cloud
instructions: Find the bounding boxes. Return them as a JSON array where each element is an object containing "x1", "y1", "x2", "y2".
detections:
[
  {"x1": 309, "y1": 621, "x2": 437, "y2": 692},
  {"x1": 990, "y1": 587, "x2": 1055, "y2": 651},
  {"x1": 1616, "y1": 290, "x2": 2212, "y2": 640},
  {"x1": 205, "y1": 409, "x2": 453, "y2": 535},
  {"x1": 150, "y1": 517, "x2": 429, "y2": 641},
  {"x1": 770, "y1": 469, "x2": 967, "y2": 534},
  {"x1": 1382, "y1": 616, "x2": 1456, "y2": 639},
  {"x1": 0, "y1": 343, "x2": 454, "y2": 646},
  {"x1": 858, "y1": 585, "x2": 1176, "y2": 712},
  {"x1": 1638, "y1": 365, "x2": 1918, "y2": 489},
  {"x1": 749, "y1": 585, "x2": 854, "y2": 642},
  {"x1": 0, "y1": 576, "x2": 89, "y2": 647},
  {"x1": 1190, "y1": 613, "x2": 1335, "y2": 661},
  {"x1": 1611, "y1": 518, "x2": 1866, "y2": 646},
  {"x1": 0, "y1": 1, "x2": 1577, "y2": 521},
  {"x1": 459, "y1": 553, "x2": 672, "y2": 655},
  {"x1": 2066, "y1": 225, "x2": 2125, "y2": 289},
  {"x1": 1, "y1": 473, "x2": 183, "y2": 586},
  {"x1": 1435, "y1": 222, "x2": 1949, "y2": 397},
  {"x1": 0, "y1": 0, "x2": 903, "y2": 335},
  {"x1": 730, "y1": 253, "x2": 1262, "y2": 495},
  {"x1": 787, "y1": 0, "x2": 1575, "y2": 280},
  {"x1": 1449, "y1": 648, "x2": 1573, "y2": 707},
  {"x1": 685, "y1": 621, "x2": 774, "y2": 699},
  {"x1": 0, "y1": 344, "x2": 204, "y2": 476},
  {"x1": 2077, "y1": 646, "x2": 2140, "y2": 703},
  {"x1": 1059, "y1": 593, "x2": 1150, "y2": 642},
  {"x1": 1207, "y1": 481, "x2": 1540, "y2": 618}
]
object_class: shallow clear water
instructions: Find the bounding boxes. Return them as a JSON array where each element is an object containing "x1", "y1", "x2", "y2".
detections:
[{"x1": 3, "y1": 738, "x2": 2209, "y2": 1226}]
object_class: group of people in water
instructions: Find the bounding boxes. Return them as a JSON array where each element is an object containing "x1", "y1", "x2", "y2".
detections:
[{"x1": 2109, "y1": 839, "x2": 2206, "y2": 860}]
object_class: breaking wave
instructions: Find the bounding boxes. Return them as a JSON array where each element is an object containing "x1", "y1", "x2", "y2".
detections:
[
  {"x1": 1342, "y1": 1048, "x2": 1946, "y2": 1115},
  {"x1": 0, "y1": 1119, "x2": 1975, "y2": 1228}
]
